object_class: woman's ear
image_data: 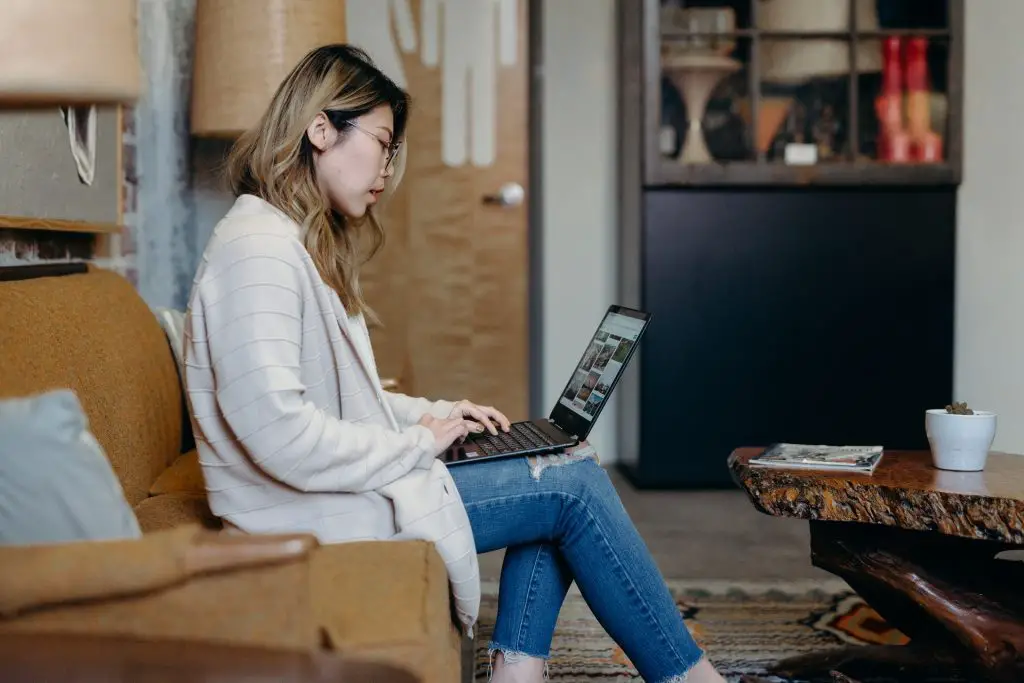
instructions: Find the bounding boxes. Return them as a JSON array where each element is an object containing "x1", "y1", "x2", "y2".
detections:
[{"x1": 306, "y1": 112, "x2": 335, "y2": 152}]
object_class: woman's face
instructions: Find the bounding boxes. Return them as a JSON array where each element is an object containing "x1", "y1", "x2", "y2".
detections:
[{"x1": 309, "y1": 104, "x2": 396, "y2": 219}]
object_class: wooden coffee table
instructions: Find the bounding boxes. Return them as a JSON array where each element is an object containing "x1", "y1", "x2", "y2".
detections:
[{"x1": 729, "y1": 447, "x2": 1024, "y2": 683}]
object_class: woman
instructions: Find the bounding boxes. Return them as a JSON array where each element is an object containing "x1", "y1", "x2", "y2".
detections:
[{"x1": 184, "y1": 44, "x2": 726, "y2": 683}]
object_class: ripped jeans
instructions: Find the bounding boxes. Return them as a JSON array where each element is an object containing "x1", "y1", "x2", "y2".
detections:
[{"x1": 449, "y1": 455, "x2": 706, "y2": 682}]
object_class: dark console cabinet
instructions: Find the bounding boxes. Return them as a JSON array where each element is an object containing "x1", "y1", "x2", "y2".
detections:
[{"x1": 616, "y1": 189, "x2": 956, "y2": 488}]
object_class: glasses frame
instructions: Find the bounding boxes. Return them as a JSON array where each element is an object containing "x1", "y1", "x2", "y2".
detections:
[{"x1": 345, "y1": 121, "x2": 402, "y2": 173}]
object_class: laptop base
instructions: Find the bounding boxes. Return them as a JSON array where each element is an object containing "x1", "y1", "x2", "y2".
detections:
[{"x1": 442, "y1": 419, "x2": 578, "y2": 466}]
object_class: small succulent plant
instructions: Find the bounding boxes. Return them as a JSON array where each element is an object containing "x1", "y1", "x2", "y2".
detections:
[{"x1": 945, "y1": 401, "x2": 974, "y2": 415}]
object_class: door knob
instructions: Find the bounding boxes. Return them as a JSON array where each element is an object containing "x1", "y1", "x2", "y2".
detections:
[{"x1": 482, "y1": 182, "x2": 525, "y2": 207}]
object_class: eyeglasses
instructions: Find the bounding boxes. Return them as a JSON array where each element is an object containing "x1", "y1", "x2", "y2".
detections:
[{"x1": 345, "y1": 122, "x2": 401, "y2": 173}]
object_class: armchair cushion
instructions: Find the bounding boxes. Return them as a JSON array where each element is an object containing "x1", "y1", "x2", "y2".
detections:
[
  {"x1": 133, "y1": 492, "x2": 221, "y2": 533},
  {"x1": 0, "y1": 389, "x2": 141, "y2": 545},
  {"x1": 148, "y1": 450, "x2": 205, "y2": 496}
]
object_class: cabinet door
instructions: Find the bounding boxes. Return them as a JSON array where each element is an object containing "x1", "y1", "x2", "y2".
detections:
[{"x1": 633, "y1": 188, "x2": 955, "y2": 488}]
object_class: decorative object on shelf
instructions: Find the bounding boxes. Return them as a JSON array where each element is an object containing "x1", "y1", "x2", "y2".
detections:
[
  {"x1": 758, "y1": 0, "x2": 882, "y2": 85},
  {"x1": 875, "y1": 37, "x2": 910, "y2": 163},
  {"x1": 191, "y1": 0, "x2": 348, "y2": 137},
  {"x1": 663, "y1": 54, "x2": 741, "y2": 164},
  {"x1": 658, "y1": 4, "x2": 740, "y2": 165},
  {"x1": 660, "y1": 3, "x2": 740, "y2": 164},
  {"x1": 875, "y1": 36, "x2": 945, "y2": 164},
  {"x1": 905, "y1": 37, "x2": 943, "y2": 162},
  {"x1": 759, "y1": 0, "x2": 882, "y2": 163},
  {"x1": 660, "y1": 3, "x2": 736, "y2": 58},
  {"x1": 0, "y1": 0, "x2": 140, "y2": 105},
  {"x1": 737, "y1": 95, "x2": 793, "y2": 159}
]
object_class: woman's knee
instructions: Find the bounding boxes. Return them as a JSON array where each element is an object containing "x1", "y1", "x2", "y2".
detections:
[{"x1": 538, "y1": 455, "x2": 616, "y2": 503}]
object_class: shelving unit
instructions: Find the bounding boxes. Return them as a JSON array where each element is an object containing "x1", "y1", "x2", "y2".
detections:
[
  {"x1": 615, "y1": 1, "x2": 961, "y2": 488},
  {"x1": 621, "y1": 0, "x2": 963, "y2": 187}
]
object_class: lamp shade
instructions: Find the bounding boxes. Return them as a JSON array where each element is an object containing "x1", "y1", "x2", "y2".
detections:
[
  {"x1": 0, "y1": 0, "x2": 140, "y2": 105},
  {"x1": 759, "y1": 0, "x2": 882, "y2": 84},
  {"x1": 191, "y1": 0, "x2": 348, "y2": 137}
]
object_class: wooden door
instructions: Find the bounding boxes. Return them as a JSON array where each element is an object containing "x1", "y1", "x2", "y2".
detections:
[{"x1": 346, "y1": 0, "x2": 530, "y2": 421}]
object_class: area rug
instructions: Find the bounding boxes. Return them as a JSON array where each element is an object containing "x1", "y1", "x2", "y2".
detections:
[{"x1": 471, "y1": 579, "x2": 960, "y2": 682}]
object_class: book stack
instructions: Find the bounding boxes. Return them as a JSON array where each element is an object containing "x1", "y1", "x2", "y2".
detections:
[{"x1": 749, "y1": 443, "x2": 884, "y2": 475}]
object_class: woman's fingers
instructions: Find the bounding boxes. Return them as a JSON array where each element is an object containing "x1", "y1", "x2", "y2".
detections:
[
  {"x1": 455, "y1": 401, "x2": 497, "y2": 435},
  {"x1": 439, "y1": 418, "x2": 473, "y2": 449},
  {"x1": 479, "y1": 405, "x2": 511, "y2": 432}
]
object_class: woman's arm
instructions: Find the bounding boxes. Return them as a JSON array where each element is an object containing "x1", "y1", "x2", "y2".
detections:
[
  {"x1": 188, "y1": 228, "x2": 437, "y2": 493},
  {"x1": 382, "y1": 392, "x2": 456, "y2": 429}
]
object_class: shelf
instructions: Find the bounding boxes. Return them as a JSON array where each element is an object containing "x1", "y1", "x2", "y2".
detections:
[
  {"x1": 633, "y1": 0, "x2": 964, "y2": 187},
  {"x1": 0, "y1": 217, "x2": 123, "y2": 235},
  {"x1": 661, "y1": 29, "x2": 952, "y2": 40},
  {"x1": 648, "y1": 161, "x2": 959, "y2": 187}
]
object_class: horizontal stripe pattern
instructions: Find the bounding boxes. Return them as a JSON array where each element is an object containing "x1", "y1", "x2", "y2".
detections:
[{"x1": 184, "y1": 195, "x2": 436, "y2": 541}]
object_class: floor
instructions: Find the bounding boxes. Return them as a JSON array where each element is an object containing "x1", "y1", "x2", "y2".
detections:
[{"x1": 477, "y1": 465, "x2": 833, "y2": 581}]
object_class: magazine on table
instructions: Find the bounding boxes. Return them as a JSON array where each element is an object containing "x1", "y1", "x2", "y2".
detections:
[{"x1": 749, "y1": 443, "x2": 884, "y2": 474}]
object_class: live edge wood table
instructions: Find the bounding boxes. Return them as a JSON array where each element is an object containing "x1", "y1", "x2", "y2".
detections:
[{"x1": 729, "y1": 447, "x2": 1024, "y2": 683}]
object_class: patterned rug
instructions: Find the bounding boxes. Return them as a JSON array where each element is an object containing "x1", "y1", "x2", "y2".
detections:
[{"x1": 472, "y1": 579, "x2": 960, "y2": 682}]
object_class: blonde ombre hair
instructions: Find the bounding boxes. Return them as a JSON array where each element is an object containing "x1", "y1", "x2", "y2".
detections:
[{"x1": 225, "y1": 44, "x2": 410, "y2": 320}]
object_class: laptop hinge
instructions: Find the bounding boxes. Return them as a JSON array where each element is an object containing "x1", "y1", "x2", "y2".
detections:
[
  {"x1": 544, "y1": 418, "x2": 569, "y2": 438},
  {"x1": 549, "y1": 419, "x2": 579, "y2": 441}
]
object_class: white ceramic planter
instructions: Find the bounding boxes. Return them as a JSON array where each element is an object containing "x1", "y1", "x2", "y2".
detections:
[{"x1": 925, "y1": 409, "x2": 997, "y2": 471}]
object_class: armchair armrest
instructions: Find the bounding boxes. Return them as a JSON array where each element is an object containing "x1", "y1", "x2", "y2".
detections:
[
  {"x1": 0, "y1": 525, "x2": 322, "y2": 652},
  {"x1": 0, "y1": 524, "x2": 317, "y2": 617}
]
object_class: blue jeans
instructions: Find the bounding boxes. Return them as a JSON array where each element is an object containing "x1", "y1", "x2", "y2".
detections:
[{"x1": 449, "y1": 455, "x2": 706, "y2": 681}]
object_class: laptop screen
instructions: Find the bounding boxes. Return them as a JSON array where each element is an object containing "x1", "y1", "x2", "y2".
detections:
[{"x1": 550, "y1": 306, "x2": 650, "y2": 436}]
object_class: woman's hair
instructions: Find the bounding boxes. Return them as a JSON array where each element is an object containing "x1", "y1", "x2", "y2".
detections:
[{"x1": 225, "y1": 44, "x2": 410, "y2": 320}]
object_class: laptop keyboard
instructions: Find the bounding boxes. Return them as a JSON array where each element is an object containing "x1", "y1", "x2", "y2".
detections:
[{"x1": 471, "y1": 421, "x2": 560, "y2": 456}]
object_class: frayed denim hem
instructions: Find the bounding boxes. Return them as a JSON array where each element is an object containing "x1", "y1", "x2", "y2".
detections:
[
  {"x1": 653, "y1": 652, "x2": 707, "y2": 682},
  {"x1": 486, "y1": 643, "x2": 550, "y2": 681}
]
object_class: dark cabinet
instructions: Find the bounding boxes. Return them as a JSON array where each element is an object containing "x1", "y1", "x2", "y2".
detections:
[{"x1": 616, "y1": 189, "x2": 955, "y2": 488}]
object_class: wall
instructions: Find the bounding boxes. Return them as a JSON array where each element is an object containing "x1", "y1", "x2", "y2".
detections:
[
  {"x1": 955, "y1": 0, "x2": 1024, "y2": 452},
  {"x1": 133, "y1": 0, "x2": 198, "y2": 310},
  {"x1": 541, "y1": 0, "x2": 620, "y2": 461}
]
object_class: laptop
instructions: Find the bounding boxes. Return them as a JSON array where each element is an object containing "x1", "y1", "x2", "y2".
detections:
[{"x1": 443, "y1": 305, "x2": 651, "y2": 466}]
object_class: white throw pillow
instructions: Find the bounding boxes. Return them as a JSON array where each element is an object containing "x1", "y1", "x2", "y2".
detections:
[{"x1": 0, "y1": 389, "x2": 142, "y2": 545}]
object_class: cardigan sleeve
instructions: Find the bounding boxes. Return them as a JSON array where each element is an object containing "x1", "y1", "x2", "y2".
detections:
[
  {"x1": 193, "y1": 230, "x2": 437, "y2": 493},
  {"x1": 382, "y1": 392, "x2": 457, "y2": 429}
]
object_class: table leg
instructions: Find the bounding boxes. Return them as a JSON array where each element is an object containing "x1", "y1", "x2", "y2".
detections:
[{"x1": 771, "y1": 521, "x2": 1024, "y2": 683}]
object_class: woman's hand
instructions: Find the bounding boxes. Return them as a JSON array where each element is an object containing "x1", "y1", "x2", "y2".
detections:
[
  {"x1": 417, "y1": 414, "x2": 477, "y2": 452},
  {"x1": 447, "y1": 400, "x2": 511, "y2": 436}
]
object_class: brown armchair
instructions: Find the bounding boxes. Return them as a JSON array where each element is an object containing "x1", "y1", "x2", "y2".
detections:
[{"x1": 0, "y1": 265, "x2": 468, "y2": 683}]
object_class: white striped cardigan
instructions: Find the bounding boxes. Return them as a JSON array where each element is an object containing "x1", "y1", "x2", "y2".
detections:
[{"x1": 183, "y1": 194, "x2": 481, "y2": 634}]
